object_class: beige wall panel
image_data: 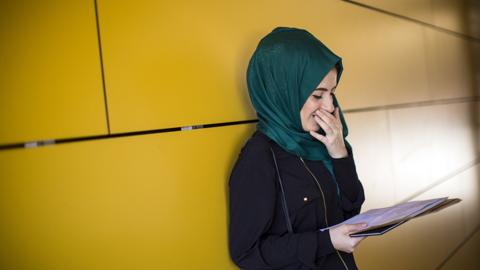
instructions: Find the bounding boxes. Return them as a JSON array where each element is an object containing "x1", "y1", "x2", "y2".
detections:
[
  {"x1": 351, "y1": 0, "x2": 433, "y2": 23},
  {"x1": 98, "y1": 0, "x2": 430, "y2": 133},
  {"x1": 327, "y1": 3, "x2": 430, "y2": 110},
  {"x1": 352, "y1": 0, "x2": 479, "y2": 39},
  {"x1": 473, "y1": 42, "x2": 480, "y2": 97},
  {"x1": 441, "y1": 228, "x2": 480, "y2": 270},
  {"x1": 431, "y1": 0, "x2": 471, "y2": 37},
  {"x1": 388, "y1": 102, "x2": 477, "y2": 201},
  {"x1": 0, "y1": 124, "x2": 256, "y2": 270},
  {"x1": 457, "y1": 164, "x2": 480, "y2": 235},
  {"x1": 388, "y1": 106, "x2": 436, "y2": 202},
  {"x1": 428, "y1": 102, "x2": 478, "y2": 181},
  {"x1": 356, "y1": 165, "x2": 470, "y2": 269},
  {"x1": 0, "y1": 1, "x2": 107, "y2": 145},
  {"x1": 424, "y1": 27, "x2": 475, "y2": 100},
  {"x1": 343, "y1": 110, "x2": 396, "y2": 211}
]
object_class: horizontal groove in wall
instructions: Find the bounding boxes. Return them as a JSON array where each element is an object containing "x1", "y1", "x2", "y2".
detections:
[
  {"x1": 342, "y1": 0, "x2": 480, "y2": 43},
  {"x1": 0, "y1": 96, "x2": 477, "y2": 151},
  {"x1": 344, "y1": 96, "x2": 480, "y2": 114}
]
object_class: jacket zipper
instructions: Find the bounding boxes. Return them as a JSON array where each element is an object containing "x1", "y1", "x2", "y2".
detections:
[{"x1": 299, "y1": 157, "x2": 349, "y2": 270}]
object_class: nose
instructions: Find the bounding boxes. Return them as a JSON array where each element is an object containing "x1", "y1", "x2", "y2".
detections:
[{"x1": 320, "y1": 95, "x2": 335, "y2": 114}]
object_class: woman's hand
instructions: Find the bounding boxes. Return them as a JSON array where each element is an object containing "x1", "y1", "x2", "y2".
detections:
[
  {"x1": 309, "y1": 107, "x2": 348, "y2": 158},
  {"x1": 328, "y1": 223, "x2": 367, "y2": 253}
]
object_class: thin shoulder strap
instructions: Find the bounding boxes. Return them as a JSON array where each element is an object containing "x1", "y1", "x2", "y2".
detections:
[{"x1": 270, "y1": 147, "x2": 293, "y2": 233}]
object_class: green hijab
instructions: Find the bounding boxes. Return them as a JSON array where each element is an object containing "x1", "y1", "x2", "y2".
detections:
[{"x1": 246, "y1": 27, "x2": 351, "y2": 196}]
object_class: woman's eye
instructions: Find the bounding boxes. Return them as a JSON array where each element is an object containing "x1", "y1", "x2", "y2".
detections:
[{"x1": 313, "y1": 93, "x2": 334, "y2": 99}]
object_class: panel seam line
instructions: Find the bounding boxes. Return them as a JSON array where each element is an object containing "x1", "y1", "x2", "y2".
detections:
[{"x1": 94, "y1": 0, "x2": 111, "y2": 134}]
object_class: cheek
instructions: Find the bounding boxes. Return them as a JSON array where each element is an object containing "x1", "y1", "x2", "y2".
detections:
[
  {"x1": 301, "y1": 98, "x2": 321, "y2": 125},
  {"x1": 301, "y1": 104, "x2": 311, "y2": 118},
  {"x1": 305, "y1": 105, "x2": 319, "y2": 125},
  {"x1": 306, "y1": 100, "x2": 321, "y2": 114}
]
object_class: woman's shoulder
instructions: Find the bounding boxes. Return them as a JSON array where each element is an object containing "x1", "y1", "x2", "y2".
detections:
[
  {"x1": 239, "y1": 130, "x2": 273, "y2": 157},
  {"x1": 229, "y1": 130, "x2": 275, "y2": 172},
  {"x1": 229, "y1": 130, "x2": 276, "y2": 187}
]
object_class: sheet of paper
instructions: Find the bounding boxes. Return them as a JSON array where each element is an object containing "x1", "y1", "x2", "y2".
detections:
[{"x1": 320, "y1": 197, "x2": 448, "y2": 232}]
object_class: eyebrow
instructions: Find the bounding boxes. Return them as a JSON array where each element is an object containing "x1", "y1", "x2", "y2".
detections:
[{"x1": 314, "y1": 86, "x2": 337, "y2": 92}]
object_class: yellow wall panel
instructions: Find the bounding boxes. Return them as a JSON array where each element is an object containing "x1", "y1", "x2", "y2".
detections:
[
  {"x1": 0, "y1": 123, "x2": 256, "y2": 269},
  {"x1": 99, "y1": 0, "x2": 430, "y2": 133},
  {"x1": 0, "y1": 1, "x2": 107, "y2": 145},
  {"x1": 304, "y1": 1, "x2": 431, "y2": 109}
]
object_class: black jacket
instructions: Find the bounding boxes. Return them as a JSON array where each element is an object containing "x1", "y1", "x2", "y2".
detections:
[{"x1": 228, "y1": 130, "x2": 365, "y2": 269}]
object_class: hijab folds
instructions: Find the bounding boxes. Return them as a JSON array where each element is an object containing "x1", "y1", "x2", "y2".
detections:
[{"x1": 246, "y1": 27, "x2": 352, "y2": 196}]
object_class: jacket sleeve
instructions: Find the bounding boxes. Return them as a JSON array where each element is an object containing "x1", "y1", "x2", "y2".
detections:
[
  {"x1": 228, "y1": 140, "x2": 336, "y2": 269},
  {"x1": 331, "y1": 147, "x2": 365, "y2": 220}
]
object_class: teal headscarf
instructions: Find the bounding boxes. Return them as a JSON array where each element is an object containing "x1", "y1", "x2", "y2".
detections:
[{"x1": 246, "y1": 27, "x2": 352, "y2": 196}]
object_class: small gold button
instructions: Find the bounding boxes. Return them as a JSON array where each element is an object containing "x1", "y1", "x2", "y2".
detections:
[{"x1": 303, "y1": 197, "x2": 308, "y2": 202}]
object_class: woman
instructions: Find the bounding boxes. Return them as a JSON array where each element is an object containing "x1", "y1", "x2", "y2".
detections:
[{"x1": 228, "y1": 27, "x2": 366, "y2": 269}]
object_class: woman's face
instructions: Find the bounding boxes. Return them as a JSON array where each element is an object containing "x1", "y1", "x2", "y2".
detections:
[{"x1": 300, "y1": 67, "x2": 337, "y2": 132}]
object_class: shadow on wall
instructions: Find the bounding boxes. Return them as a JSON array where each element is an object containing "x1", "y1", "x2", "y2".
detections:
[
  {"x1": 466, "y1": 0, "x2": 480, "y2": 213},
  {"x1": 461, "y1": 1, "x2": 480, "y2": 268}
]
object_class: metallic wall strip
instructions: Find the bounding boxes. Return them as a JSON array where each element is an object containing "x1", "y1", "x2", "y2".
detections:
[{"x1": 0, "y1": 119, "x2": 258, "y2": 151}]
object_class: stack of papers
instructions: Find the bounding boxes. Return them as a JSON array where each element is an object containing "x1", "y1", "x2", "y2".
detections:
[{"x1": 320, "y1": 197, "x2": 461, "y2": 237}]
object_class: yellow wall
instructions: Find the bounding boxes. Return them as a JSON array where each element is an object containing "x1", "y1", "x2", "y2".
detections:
[
  {"x1": 0, "y1": 1, "x2": 107, "y2": 145},
  {"x1": 0, "y1": 0, "x2": 478, "y2": 269}
]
